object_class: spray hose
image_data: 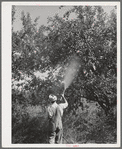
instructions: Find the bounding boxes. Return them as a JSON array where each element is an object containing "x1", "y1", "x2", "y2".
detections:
[{"x1": 63, "y1": 136, "x2": 70, "y2": 143}]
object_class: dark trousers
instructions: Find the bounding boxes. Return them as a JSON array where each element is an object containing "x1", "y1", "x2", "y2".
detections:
[{"x1": 48, "y1": 128, "x2": 63, "y2": 144}]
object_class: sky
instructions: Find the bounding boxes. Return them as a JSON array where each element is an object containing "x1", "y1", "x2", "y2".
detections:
[{"x1": 13, "y1": 5, "x2": 115, "y2": 32}]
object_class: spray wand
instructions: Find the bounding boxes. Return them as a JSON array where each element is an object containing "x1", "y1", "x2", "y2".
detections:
[{"x1": 60, "y1": 81, "x2": 66, "y2": 96}]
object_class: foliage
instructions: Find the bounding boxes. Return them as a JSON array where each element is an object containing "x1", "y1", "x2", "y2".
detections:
[
  {"x1": 12, "y1": 103, "x2": 48, "y2": 143},
  {"x1": 63, "y1": 99, "x2": 117, "y2": 144}
]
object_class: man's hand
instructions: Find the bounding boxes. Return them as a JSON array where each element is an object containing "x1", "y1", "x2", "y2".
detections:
[
  {"x1": 61, "y1": 92, "x2": 68, "y2": 107},
  {"x1": 60, "y1": 93, "x2": 64, "y2": 101}
]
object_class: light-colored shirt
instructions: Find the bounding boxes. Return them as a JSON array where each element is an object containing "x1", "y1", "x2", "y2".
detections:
[{"x1": 48, "y1": 102, "x2": 68, "y2": 117}]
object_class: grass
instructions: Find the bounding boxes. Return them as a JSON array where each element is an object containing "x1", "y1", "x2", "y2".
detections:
[{"x1": 63, "y1": 101, "x2": 117, "y2": 144}]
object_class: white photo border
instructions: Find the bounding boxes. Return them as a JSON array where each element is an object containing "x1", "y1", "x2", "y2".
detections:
[{"x1": 2, "y1": 1, "x2": 121, "y2": 148}]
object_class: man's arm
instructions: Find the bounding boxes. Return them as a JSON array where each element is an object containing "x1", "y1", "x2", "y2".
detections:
[{"x1": 60, "y1": 93, "x2": 68, "y2": 109}]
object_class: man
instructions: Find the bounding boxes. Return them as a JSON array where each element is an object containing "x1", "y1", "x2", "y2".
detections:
[{"x1": 47, "y1": 93, "x2": 68, "y2": 144}]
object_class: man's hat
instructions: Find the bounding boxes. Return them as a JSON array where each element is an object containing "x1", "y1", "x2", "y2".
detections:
[{"x1": 49, "y1": 94, "x2": 57, "y2": 102}]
